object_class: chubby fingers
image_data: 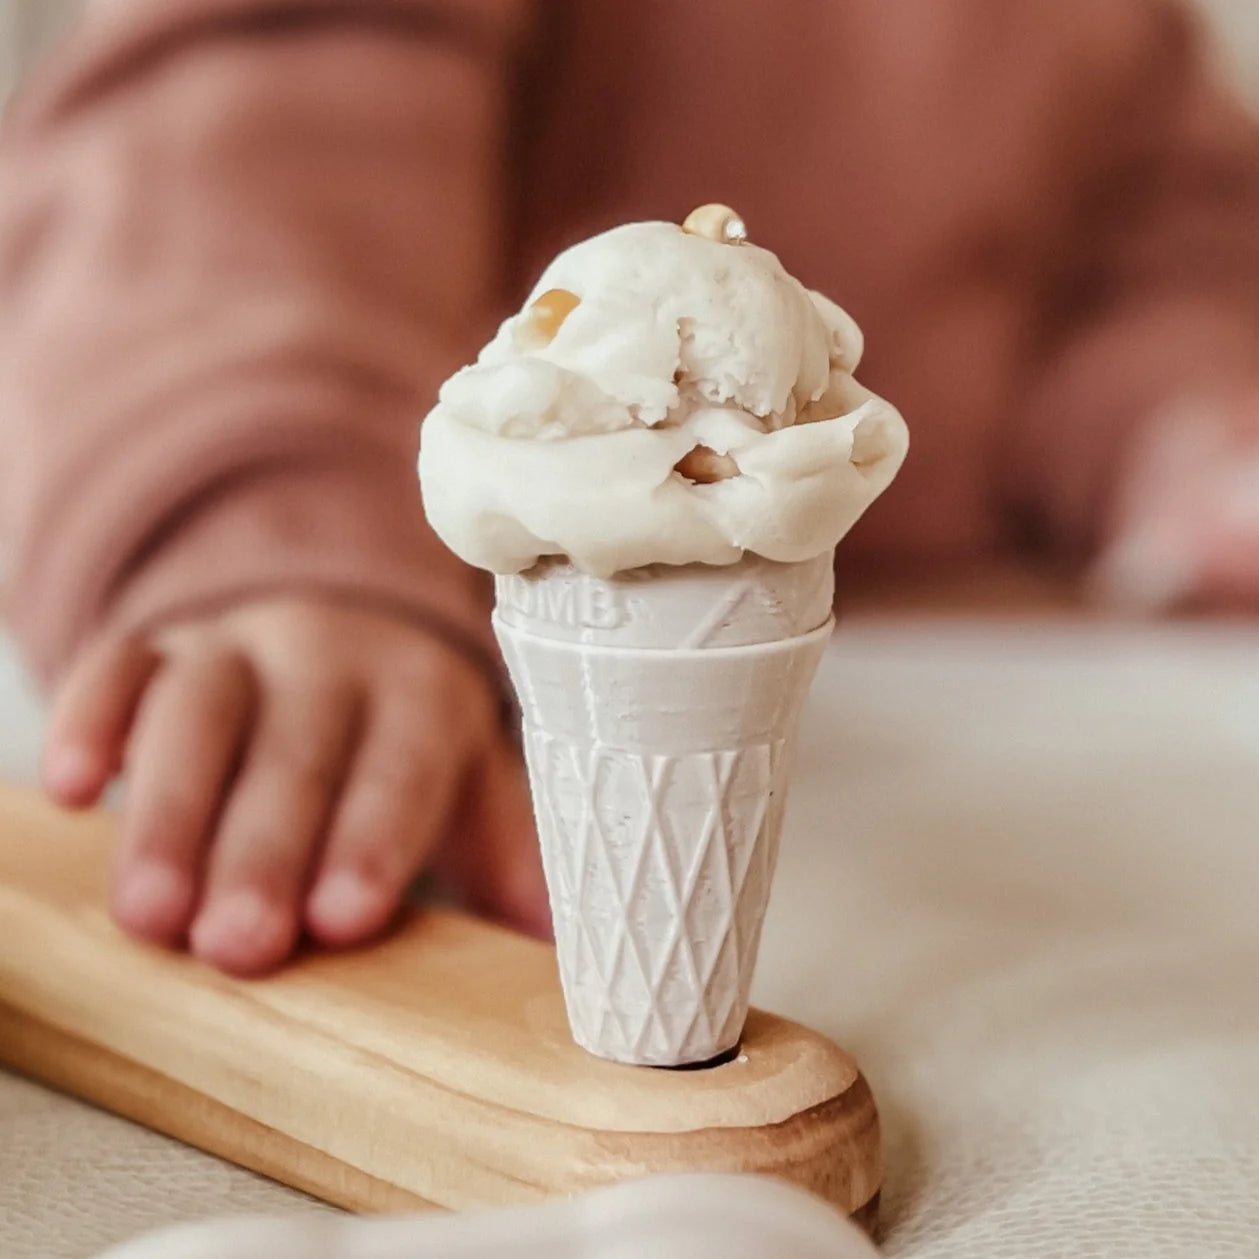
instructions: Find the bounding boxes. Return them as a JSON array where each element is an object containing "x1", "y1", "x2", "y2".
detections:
[
  {"x1": 189, "y1": 678, "x2": 360, "y2": 975},
  {"x1": 1182, "y1": 493, "x2": 1259, "y2": 610},
  {"x1": 111, "y1": 648, "x2": 254, "y2": 945},
  {"x1": 43, "y1": 635, "x2": 159, "y2": 808},
  {"x1": 438, "y1": 741, "x2": 550, "y2": 939},
  {"x1": 304, "y1": 684, "x2": 470, "y2": 947}
]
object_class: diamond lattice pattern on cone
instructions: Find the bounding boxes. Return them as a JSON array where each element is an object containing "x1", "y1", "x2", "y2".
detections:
[{"x1": 525, "y1": 732, "x2": 791, "y2": 1064}]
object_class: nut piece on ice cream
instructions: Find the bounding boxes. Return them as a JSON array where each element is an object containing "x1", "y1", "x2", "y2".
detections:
[
  {"x1": 674, "y1": 444, "x2": 741, "y2": 484},
  {"x1": 418, "y1": 209, "x2": 907, "y2": 1067},
  {"x1": 517, "y1": 288, "x2": 582, "y2": 349},
  {"x1": 681, "y1": 202, "x2": 750, "y2": 245}
]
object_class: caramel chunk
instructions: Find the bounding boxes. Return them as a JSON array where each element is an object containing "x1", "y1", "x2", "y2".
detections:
[
  {"x1": 675, "y1": 445, "x2": 741, "y2": 483},
  {"x1": 524, "y1": 288, "x2": 581, "y2": 343}
]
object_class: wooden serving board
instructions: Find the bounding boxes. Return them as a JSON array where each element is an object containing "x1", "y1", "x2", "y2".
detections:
[{"x1": 0, "y1": 787, "x2": 880, "y2": 1228}]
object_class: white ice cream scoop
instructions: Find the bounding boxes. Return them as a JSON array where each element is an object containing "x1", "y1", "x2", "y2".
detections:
[{"x1": 418, "y1": 208, "x2": 907, "y2": 579}]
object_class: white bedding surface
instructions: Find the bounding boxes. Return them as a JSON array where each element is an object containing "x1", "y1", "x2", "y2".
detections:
[{"x1": 2, "y1": 619, "x2": 1257, "y2": 1257}]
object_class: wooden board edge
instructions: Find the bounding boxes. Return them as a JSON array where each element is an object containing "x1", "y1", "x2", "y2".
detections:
[
  {"x1": 0, "y1": 999, "x2": 435, "y2": 1215},
  {"x1": 1, "y1": 996, "x2": 880, "y2": 1231}
]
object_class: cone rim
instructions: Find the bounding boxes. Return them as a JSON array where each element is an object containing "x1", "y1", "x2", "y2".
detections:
[{"x1": 493, "y1": 614, "x2": 835, "y2": 660}]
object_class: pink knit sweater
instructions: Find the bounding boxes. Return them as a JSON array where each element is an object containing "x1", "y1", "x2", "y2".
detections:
[{"x1": 1, "y1": 0, "x2": 1256, "y2": 681}]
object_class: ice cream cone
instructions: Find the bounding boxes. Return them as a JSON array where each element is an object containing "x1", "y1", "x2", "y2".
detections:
[
  {"x1": 494, "y1": 555, "x2": 834, "y2": 1066},
  {"x1": 420, "y1": 208, "x2": 906, "y2": 1065}
]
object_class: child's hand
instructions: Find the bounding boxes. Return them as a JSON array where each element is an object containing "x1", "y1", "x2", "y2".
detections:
[
  {"x1": 1092, "y1": 401, "x2": 1259, "y2": 613},
  {"x1": 40, "y1": 597, "x2": 549, "y2": 975}
]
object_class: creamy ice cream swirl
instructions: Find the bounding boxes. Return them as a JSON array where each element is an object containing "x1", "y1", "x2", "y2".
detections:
[{"x1": 419, "y1": 213, "x2": 908, "y2": 577}]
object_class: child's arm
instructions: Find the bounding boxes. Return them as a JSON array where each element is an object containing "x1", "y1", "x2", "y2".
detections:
[
  {"x1": 1009, "y1": 3, "x2": 1259, "y2": 606},
  {"x1": 0, "y1": 0, "x2": 548, "y2": 971}
]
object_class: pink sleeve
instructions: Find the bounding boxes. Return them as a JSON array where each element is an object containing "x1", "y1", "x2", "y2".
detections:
[
  {"x1": 0, "y1": 0, "x2": 536, "y2": 686},
  {"x1": 1009, "y1": 3, "x2": 1259, "y2": 557}
]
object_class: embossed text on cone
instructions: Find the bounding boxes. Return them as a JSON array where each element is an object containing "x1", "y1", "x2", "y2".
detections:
[{"x1": 495, "y1": 556, "x2": 834, "y2": 1066}]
